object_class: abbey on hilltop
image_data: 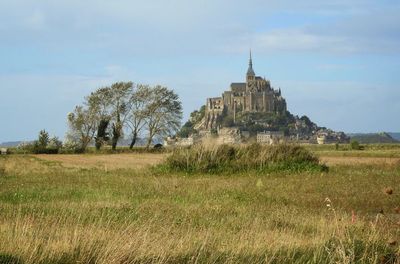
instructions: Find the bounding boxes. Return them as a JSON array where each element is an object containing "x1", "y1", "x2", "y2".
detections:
[
  {"x1": 172, "y1": 52, "x2": 350, "y2": 146},
  {"x1": 203, "y1": 52, "x2": 287, "y2": 129}
]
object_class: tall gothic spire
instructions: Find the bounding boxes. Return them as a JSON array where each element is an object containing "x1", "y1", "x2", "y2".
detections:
[
  {"x1": 247, "y1": 50, "x2": 255, "y2": 76},
  {"x1": 249, "y1": 50, "x2": 253, "y2": 67}
]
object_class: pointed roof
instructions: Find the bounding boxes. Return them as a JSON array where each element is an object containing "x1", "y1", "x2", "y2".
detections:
[{"x1": 247, "y1": 50, "x2": 255, "y2": 76}]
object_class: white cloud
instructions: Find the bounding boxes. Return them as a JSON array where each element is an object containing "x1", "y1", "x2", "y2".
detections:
[
  {"x1": 251, "y1": 29, "x2": 353, "y2": 53},
  {"x1": 1, "y1": 0, "x2": 399, "y2": 55},
  {"x1": 226, "y1": 16, "x2": 400, "y2": 55},
  {"x1": 221, "y1": 1, "x2": 400, "y2": 55}
]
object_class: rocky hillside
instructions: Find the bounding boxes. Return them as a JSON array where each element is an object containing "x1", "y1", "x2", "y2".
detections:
[{"x1": 178, "y1": 105, "x2": 349, "y2": 143}]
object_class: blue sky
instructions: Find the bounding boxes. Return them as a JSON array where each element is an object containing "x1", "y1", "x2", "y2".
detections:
[{"x1": 1, "y1": 0, "x2": 399, "y2": 141}]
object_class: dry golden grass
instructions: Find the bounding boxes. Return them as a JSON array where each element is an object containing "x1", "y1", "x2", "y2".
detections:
[
  {"x1": 34, "y1": 153, "x2": 166, "y2": 170},
  {"x1": 33, "y1": 151, "x2": 400, "y2": 169},
  {"x1": 320, "y1": 156, "x2": 400, "y2": 166},
  {"x1": 1, "y1": 155, "x2": 54, "y2": 175},
  {"x1": 1, "y1": 209, "x2": 335, "y2": 264},
  {"x1": 1, "y1": 148, "x2": 400, "y2": 263}
]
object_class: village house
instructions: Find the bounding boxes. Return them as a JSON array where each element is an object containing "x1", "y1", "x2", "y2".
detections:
[{"x1": 257, "y1": 131, "x2": 285, "y2": 145}]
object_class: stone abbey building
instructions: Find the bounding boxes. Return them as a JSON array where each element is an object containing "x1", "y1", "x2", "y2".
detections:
[{"x1": 203, "y1": 53, "x2": 287, "y2": 129}]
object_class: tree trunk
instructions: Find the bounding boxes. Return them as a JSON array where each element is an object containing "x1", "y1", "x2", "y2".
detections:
[
  {"x1": 80, "y1": 143, "x2": 86, "y2": 153},
  {"x1": 129, "y1": 131, "x2": 137, "y2": 149},
  {"x1": 96, "y1": 119, "x2": 109, "y2": 150},
  {"x1": 111, "y1": 138, "x2": 118, "y2": 150},
  {"x1": 146, "y1": 135, "x2": 153, "y2": 149},
  {"x1": 95, "y1": 139, "x2": 102, "y2": 150},
  {"x1": 111, "y1": 120, "x2": 121, "y2": 151},
  {"x1": 111, "y1": 125, "x2": 119, "y2": 150}
]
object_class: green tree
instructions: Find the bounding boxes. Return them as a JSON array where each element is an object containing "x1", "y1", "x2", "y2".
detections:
[
  {"x1": 38, "y1": 130, "x2": 49, "y2": 148},
  {"x1": 48, "y1": 137, "x2": 62, "y2": 149},
  {"x1": 189, "y1": 105, "x2": 206, "y2": 124},
  {"x1": 350, "y1": 140, "x2": 360, "y2": 150},
  {"x1": 86, "y1": 87, "x2": 112, "y2": 150},
  {"x1": 127, "y1": 84, "x2": 151, "y2": 149},
  {"x1": 84, "y1": 82, "x2": 134, "y2": 150},
  {"x1": 66, "y1": 105, "x2": 98, "y2": 152},
  {"x1": 24, "y1": 130, "x2": 61, "y2": 154},
  {"x1": 222, "y1": 115, "x2": 234, "y2": 127},
  {"x1": 145, "y1": 85, "x2": 182, "y2": 149},
  {"x1": 109, "y1": 82, "x2": 133, "y2": 150},
  {"x1": 95, "y1": 120, "x2": 110, "y2": 150},
  {"x1": 300, "y1": 115, "x2": 313, "y2": 127},
  {"x1": 176, "y1": 105, "x2": 205, "y2": 137},
  {"x1": 177, "y1": 121, "x2": 195, "y2": 138}
]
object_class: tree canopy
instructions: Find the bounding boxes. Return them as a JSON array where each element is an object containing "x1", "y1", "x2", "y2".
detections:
[{"x1": 66, "y1": 82, "x2": 182, "y2": 151}]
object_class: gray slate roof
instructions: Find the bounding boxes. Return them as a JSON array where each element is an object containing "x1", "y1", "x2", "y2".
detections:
[{"x1": 230, "y1": 83, "x2": 246, "y2": 92}]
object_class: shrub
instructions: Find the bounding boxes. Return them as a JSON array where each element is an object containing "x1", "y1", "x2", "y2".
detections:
[
  {"x1": 60, "y1": 140, "x2": 84, "y2": 154},
  {"x1": 48, "y1": 137, "x2": 62, "y2": 149},
  {"x1": 16, "y1": 131, "x2": 63, "y2": 154},
  {"x1": 0, "y1": 162, "x2": 5, "y2": 176},
  {"x1": 162, "y1": 143, "x2": 326, "y2": 174},
  {"x1": 350, "y1": 140, "x2": 360, "y2": 150},
  {"x1": 17, "y1": 140, "x2": 62, "y2": 154},
  {"x1": 16, "y1": 142, "x2": 37, "y2": 154}
]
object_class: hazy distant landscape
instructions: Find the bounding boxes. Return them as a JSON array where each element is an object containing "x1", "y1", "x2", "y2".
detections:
[{"x1": 3, "y1": 132, "x2": 399, "y2": 147}]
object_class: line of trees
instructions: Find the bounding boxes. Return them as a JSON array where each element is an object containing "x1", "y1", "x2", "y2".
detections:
[
  {"x1": 66, "y1": 82, "x2": 182, "y2": 152},
  {"x1": 17, "y1": 130, "x2": 63, "y2": 154}
]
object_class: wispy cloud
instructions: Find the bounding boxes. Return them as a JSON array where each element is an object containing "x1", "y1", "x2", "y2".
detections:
[
  {"x1": 218, "y1": 0, "x2": 400, "y2": 55},
  {"x1": 1, "y1": 0, "x2": 399, "y2": 55},
  {"x1": 244, "y1": 29, "x2": 353, "y2": 54}
]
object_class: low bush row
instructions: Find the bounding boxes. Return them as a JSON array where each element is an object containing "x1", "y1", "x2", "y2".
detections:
[{"x1": 162, "y1": 143, "x2": 327, "y2": 174}]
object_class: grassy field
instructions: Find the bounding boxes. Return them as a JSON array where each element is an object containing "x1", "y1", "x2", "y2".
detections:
[
  {"x1": 304, "y1": 143, "x2": 400, "y2": 158},
  {"x1": 1, "y1": 146, "x2": 400, "y2": 263}
]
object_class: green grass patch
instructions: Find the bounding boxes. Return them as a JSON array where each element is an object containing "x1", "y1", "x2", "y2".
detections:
[{"x1": 1, "y1": 152, "x2": 400, "y2": 263}]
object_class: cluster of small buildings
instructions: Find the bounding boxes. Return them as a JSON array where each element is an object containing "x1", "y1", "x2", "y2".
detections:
[
  {"x1": 165, "y1": 128, "x2": 286, "y2": 147},
  {"x1": 256, "y1": 131, "x2": 285, "y2": 145},
  {"x1": 316, "y1": 130, "x2": 349, "y2": 145}
]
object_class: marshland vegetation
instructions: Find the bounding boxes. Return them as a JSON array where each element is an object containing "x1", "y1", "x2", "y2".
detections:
[{"x1": 0, "y1": 144, "x2": 400, "y2": 263}]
